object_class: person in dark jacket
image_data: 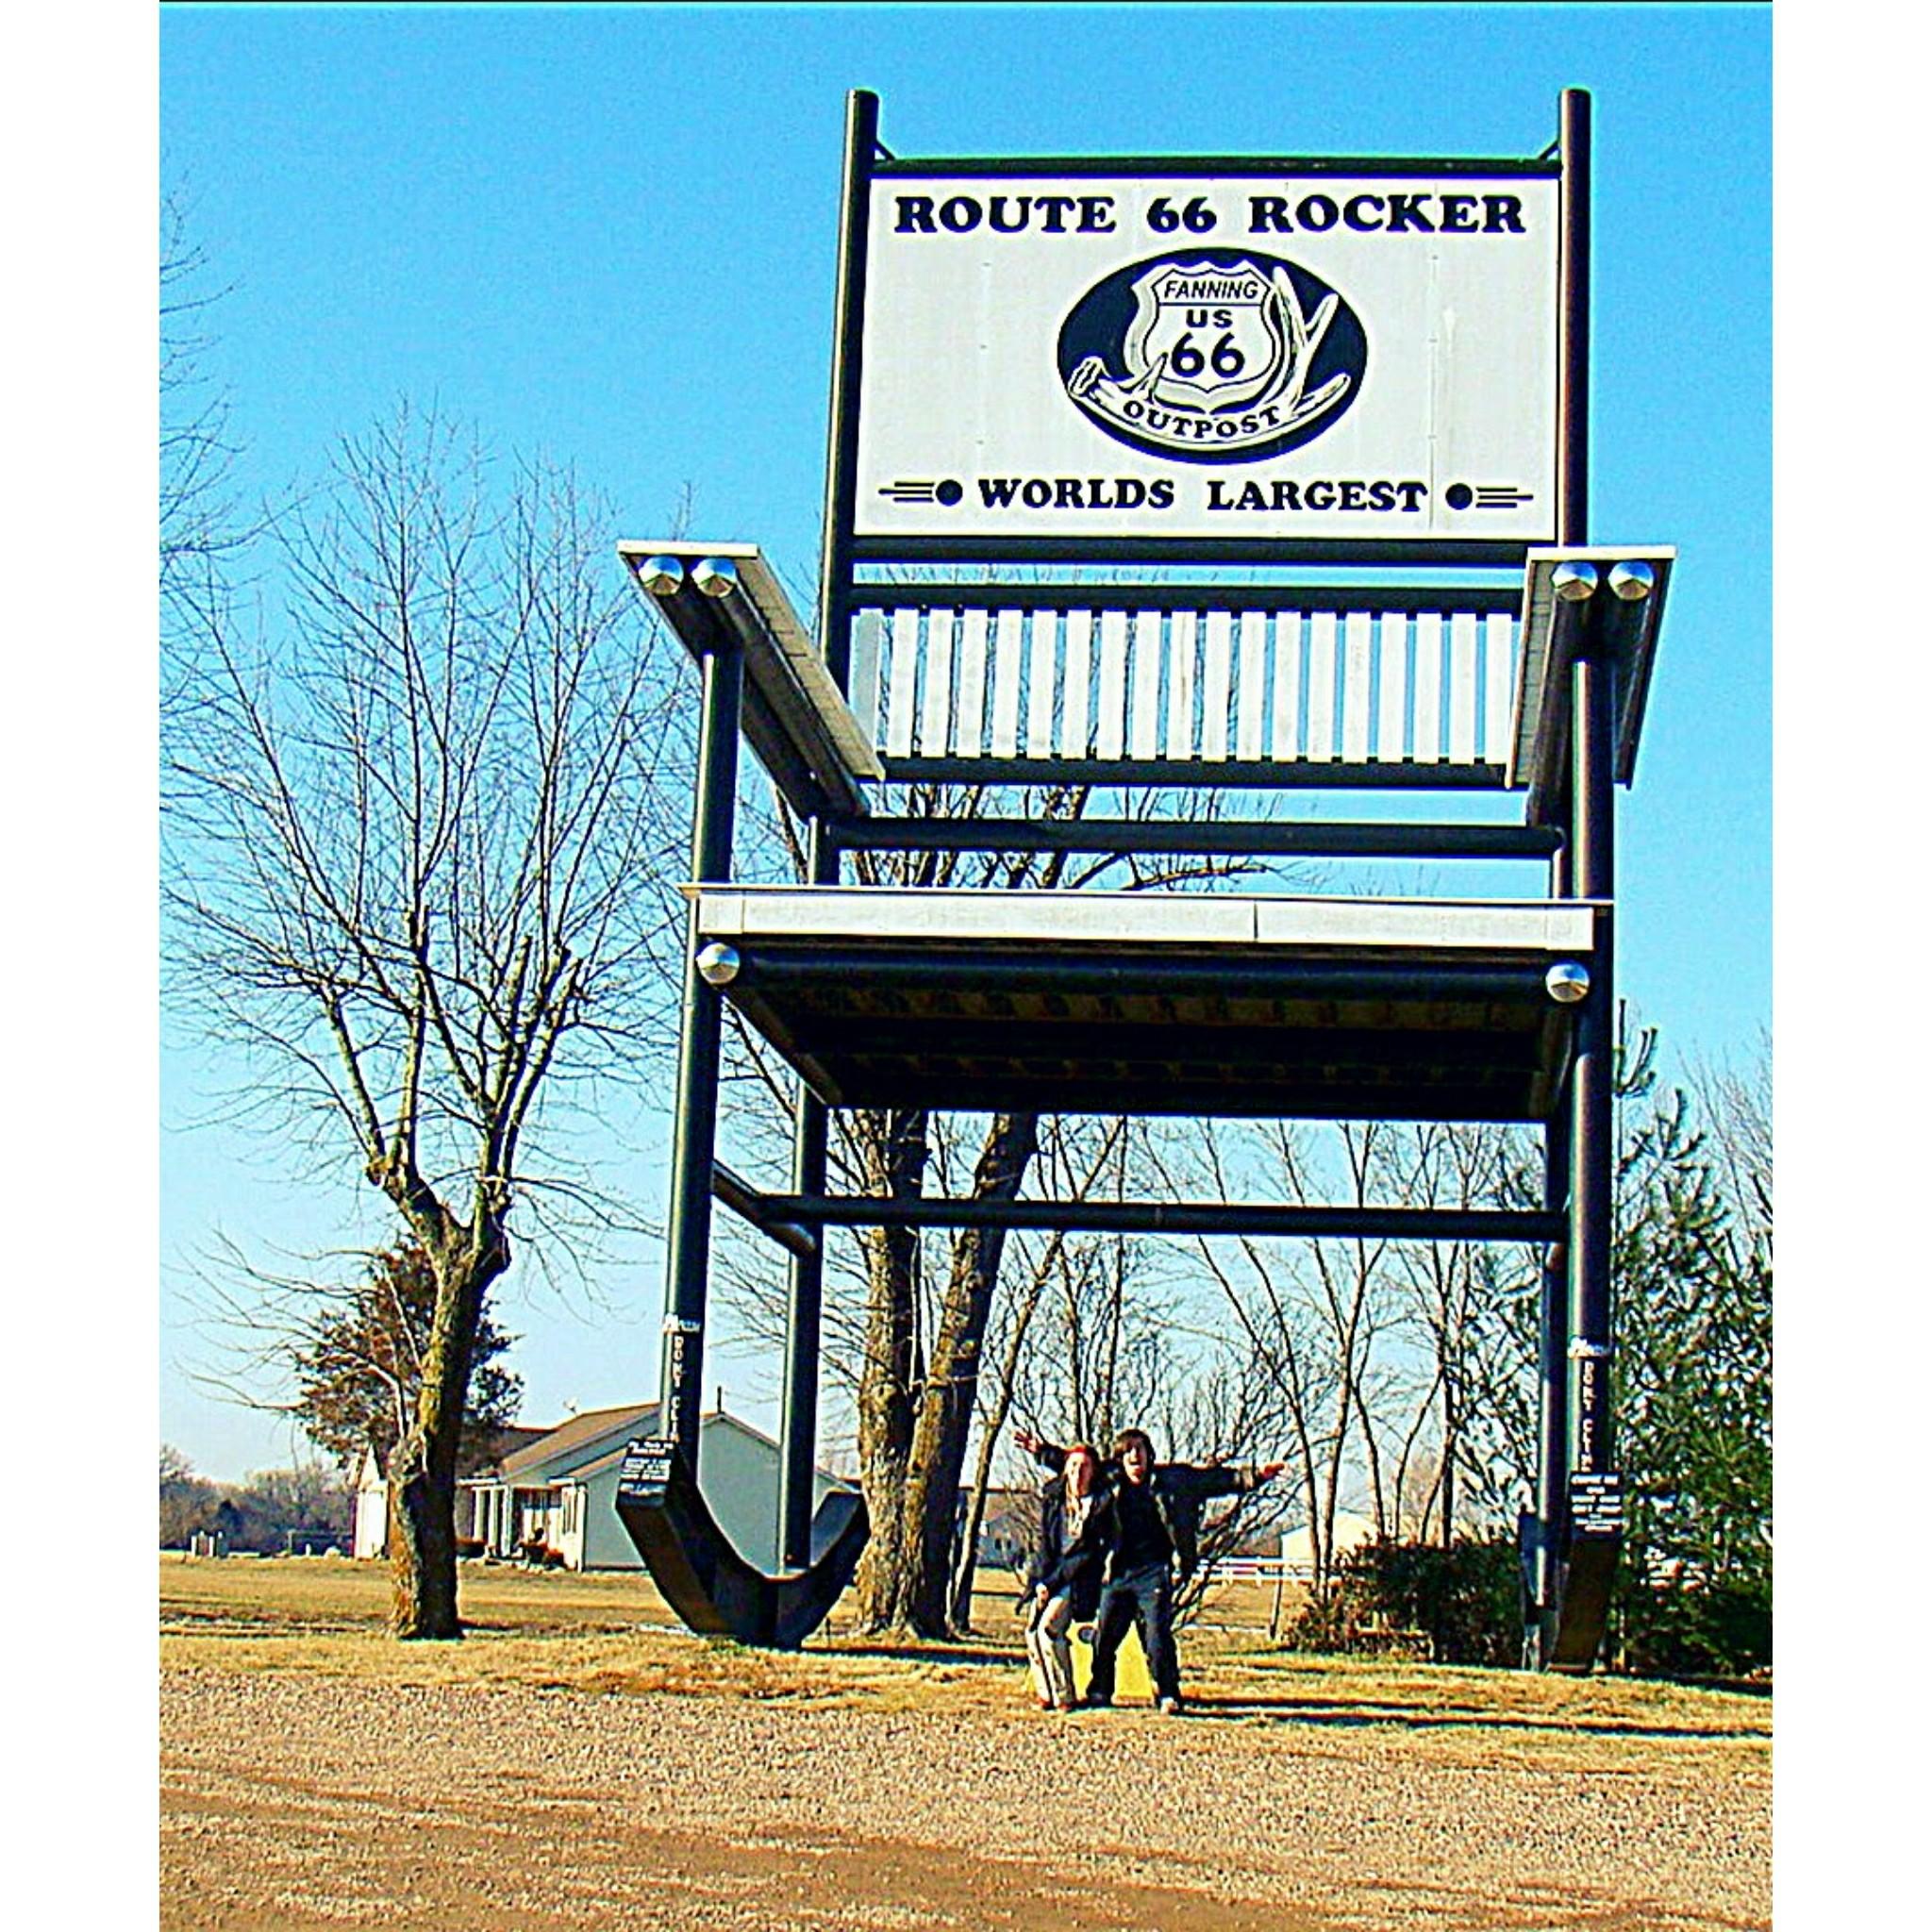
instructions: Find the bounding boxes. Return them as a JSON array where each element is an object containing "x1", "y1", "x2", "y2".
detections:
[
  {"x1": 1016, "y1": 1424, "x2": 1283, "y2": 1714},
  {"x1": 1022, "y1": 1441, "x2": 1110, "y2": 1711}
]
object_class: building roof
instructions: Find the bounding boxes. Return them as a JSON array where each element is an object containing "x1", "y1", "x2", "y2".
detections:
[
  {"x1": 570, "y1": 1407, "x2": 857, "y2": 1489},
  {"x1": 495, "y1": 1403, "x2": 660, "y2": 1483},
  {"x1": 470, "y1": 1424, "x2": 548, "y2": 1474},
  {"x1": 465, "y1": 1400, "x2": 858, "y2": 1491}
]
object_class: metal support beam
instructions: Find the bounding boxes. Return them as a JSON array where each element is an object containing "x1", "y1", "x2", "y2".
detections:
[
  {"x1": 709, "y1": 1162, "x2": 817, "y2": 1263},
  {"x1": 754, "y1": 1194, "x2": 1563, "y2": 1243},
  {"x1": 658, "y1": 629, "x2": 743, "y2": 1462},
  {"x1": 813, "y1": 88, "x2": 879, "y2": 690},
  {"x1": 728, "y1": 950, "x2": 1570, "y2": 1006},
  {"x1": 1532, "y1": 830, "x2": 1574, "y2": 1655},
  {"x1": 777, "y1": 820, "x2": 839, "y2": 1570},
  {"x1": 1558, "y1": 87, "x2": 1591, "y2": 549},
  {"x1": 824, "y1": 816, "x2": 1562, "y2": 861},
  {"x1": 1570, "y1": 652, "x2": 1616, "y2": 1482}
]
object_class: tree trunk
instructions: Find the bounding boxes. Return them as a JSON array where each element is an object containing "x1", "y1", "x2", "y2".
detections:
[
  {"x1": 948, "y1": 1230, "x2": 1054, "y2": 1629},
  {"x1": 385, "y1": 1227, "x2": 507, "y2": 1639},
  {"x1": 857, "y1": 1111, "x2": 1039, "y2": 1636},
  {"x1": 853, "y1": 1109, "x2": 929, "y2": 1630}
]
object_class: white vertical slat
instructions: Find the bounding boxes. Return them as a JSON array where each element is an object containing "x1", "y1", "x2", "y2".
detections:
[
  {"x1": 1165, "y1": 609, "x2": 1198, "y2": 759},
  {"x1": 990, "y1": 608, "x2": 1024, "y2": 758},
  {"x1": 919, "y1": 608, "x2": 955, "y2": 756},
  {"x1": 883, "y1": 608, "x2": 922, "y2": 758},
  {"x1": 1025, "y1": 609, "x2": 1059, "y2": 758},
  {"x1": 1236, "y1": 612, "x2": 1268, "y2": 760},
  {"x1": 1305, "y1": 611, "x2": 1338, "y2": 760},
  {"x1": 1412, "y1": 612, "x2": 1443, "y2": 762},
  {"x1": 1200, "y1": 611, "x2": 1234, "y2": 760},
  {"x1": 1447, "y1": 611, "x2": 1480, "y2": 763},
  {"x1": 1060, "y1": 609, "x2": 1093, "y2": 757},
  {"x1": 1482, "y1": 612, "x2": 1514, "y2": 762},
  {"x1": 1375, "y1": 612, "x2": 1408, "y2": 763},
  {"x1": 1341, "y1": 611, "x2": 1374, "y2": 763},
  {"x1": 1271, "y1": 611, "x2": 1304, "y2": 759},
  {"x1": 1129, "y1": 609, "x2": 1163, "y2": 758},
  {"x1": 953, "y1": 607, "x2": 991, "y2": 757},
  {"x1": 1095, "y1": 609, "x2": 1131, "y2": 759},
  {"x1": 849, "y1": 608, "x2": 883, "y2": 744}
]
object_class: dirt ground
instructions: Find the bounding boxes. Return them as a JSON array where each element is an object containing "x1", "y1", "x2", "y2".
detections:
[{"x1": 159, "y1": 1560, "x2": 1771, "y2": 1931}]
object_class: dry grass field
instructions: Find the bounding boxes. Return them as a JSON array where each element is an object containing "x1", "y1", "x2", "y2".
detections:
[{"x1": 160, "y1": 1556, "x2": 1771, "y2": 1930}]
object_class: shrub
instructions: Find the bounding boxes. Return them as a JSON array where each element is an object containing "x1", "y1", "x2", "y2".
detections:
[
  {"x1": 1614, "y1": 1578, "x2": 1772, "y2": 1677},
  {"x1": 1284, "y1": 1538, "x2": 1523, "y2": 1666}
]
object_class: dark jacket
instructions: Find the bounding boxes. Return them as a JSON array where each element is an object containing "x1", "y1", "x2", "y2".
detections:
[
  {"x1": 1031, "y1": 1439, "x2": 1265, "y2": 1582},
  {"x1": 1024, "y1": 1473, "x2": 1111, "y2": 1619}
]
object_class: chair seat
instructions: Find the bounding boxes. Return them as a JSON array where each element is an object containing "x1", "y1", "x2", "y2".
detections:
[{"x1": 691, "y1": 889, "x2": 1593, "y2": 1121}]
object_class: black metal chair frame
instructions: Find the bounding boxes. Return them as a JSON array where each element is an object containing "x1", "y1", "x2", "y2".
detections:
[{"x1": 613, "y1": 88, "x2": 1673, "y2": 1673}]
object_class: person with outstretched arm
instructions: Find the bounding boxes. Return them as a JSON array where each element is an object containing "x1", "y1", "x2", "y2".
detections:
[{"x1": 1014, "y1": 1424, "x2": 1284, "y2": 1714}]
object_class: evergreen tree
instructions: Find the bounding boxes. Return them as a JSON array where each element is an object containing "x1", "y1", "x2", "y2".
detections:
[
  {"x1": 291, "y1": 1243, "x2": 523, "y2": 1483},
  {"x1": 1607, "y1": 1028, "x2": 1773, "y2": 1673}
]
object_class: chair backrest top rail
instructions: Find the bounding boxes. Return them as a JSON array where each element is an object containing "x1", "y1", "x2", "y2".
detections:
[{"x1": 848, "y1": 580, "x2": 1522, "y2": 617}]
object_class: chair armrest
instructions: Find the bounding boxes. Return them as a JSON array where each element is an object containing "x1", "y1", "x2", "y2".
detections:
[{"x1": 620, "y1": 541, "x2": 883, "y2": 821}]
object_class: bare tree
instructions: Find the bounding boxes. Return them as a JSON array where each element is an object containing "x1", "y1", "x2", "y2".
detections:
[
  {"x1": 160, "y1": 192, "x2": 258, "y2": 692},
  {"x1": 1158, "y1": 1119, "x2": 1392, "y2": 1598},
  {"x1": 159, "y1": 1444, "x2": 218, "y2": 1548},
  {"x1": 1374, "y1": 1121, "x2": 1537, "y2": 1544},
  {"x1": 163, "y1": 406, "x2": 692, "y2": 1637},
  {"x1": 946, "y1": 1115, "x2": 1128, "y2": 1628}
]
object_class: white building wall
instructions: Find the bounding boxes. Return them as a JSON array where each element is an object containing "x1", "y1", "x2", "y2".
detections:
[{"x1": 352, "y1": 1455, "x2": 387, "y2": 1559}]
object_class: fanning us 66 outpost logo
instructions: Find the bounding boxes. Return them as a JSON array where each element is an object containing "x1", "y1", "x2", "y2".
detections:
[{"x1": 1058, "y1": 251, "x2": 1366, "y2": 464}]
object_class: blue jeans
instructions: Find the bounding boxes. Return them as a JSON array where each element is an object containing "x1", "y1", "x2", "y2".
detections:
[{"x1": 1087, "y1": 1562, "x2": 1180, "y2": 1704}]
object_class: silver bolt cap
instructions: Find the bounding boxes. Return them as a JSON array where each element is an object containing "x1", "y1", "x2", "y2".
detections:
[
  {"x1": 1545, "y1": 961, "x2": 1591, "y2": 1004},
  {"x1": 1607, "y1": 559, "x2": 1656, "y2": 602},
  {"x1": 695, "y1": 941, "x2": 741, "y2": 987},
  {"x1": 1552, "y1": 560, "x2": 1600, "y2": 603},
  {"x1": 634, "y1": 556, "x2": 685, "y2": 596}
]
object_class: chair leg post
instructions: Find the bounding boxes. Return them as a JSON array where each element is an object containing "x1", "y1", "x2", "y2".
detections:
[{"x1": 658, "y1": 634, "x2": 743, "y2": 1465}]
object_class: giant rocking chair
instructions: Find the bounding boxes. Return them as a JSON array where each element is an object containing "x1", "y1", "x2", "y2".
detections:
[{"x1": 612, "y1": 90, "x2": 1671, "y2": 1671}]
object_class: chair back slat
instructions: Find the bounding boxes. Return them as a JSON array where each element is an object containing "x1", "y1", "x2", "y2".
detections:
[
  {"x1": 1094, "y1": 610, "x2": 1130, "y2": 760},
  {"x1": 1166, "y1": 610, "x2": 1198, "y2": 761},
  {"x1": 1130, "y1": 610, "x2": 1164, "y2": 760},
  {"x1": 1411, "y1": 612, "x2": 1444, "y2": 764},
  {"x1": 1271, "y1": 611, "x2": 1303, "y2": 761},
  {"x1": 1341, "y1": 611, "x2": 1374, "y2": 763},
  {"x1": 953, "y1": 608, "x2": 990, "y2": 758},
  {"x1": 1236, "y1": 613, "x2": 1269, "y2": 760},
  {"x1": 1483, "y1": 611, "x2": 1514, "y2": 763},
  {"x1": 1061, "y1": 610, "x2": 1093, "y2": 758},
  {"x1": 883, "y1": 608, "x2": 921, "y2": 758},
  {"x1": 1306, "y1": 612, "x2": 1339, "y2": 762},
  {"x1": 990, "y1": 608, "x2": 1025, "y2": 758},
  {"x1": 1200, "y1": 610, "x2": 1235, "y2": 761},
  {"x1": 1447, "y1": 611, "x2": 1481, "y2": 764},
  {"x1": 920, "y1": 608, "x2": 956, "y2": 755},
  {"x1": 850, "y1": 608, "x2": 883, "y2": 749},
  {"x1": 1377, "y1": 612, "x2": 1408, "y2": 763},
  {"x1": 848, "y1": 590, "x2": 1521, "y2": 784}
]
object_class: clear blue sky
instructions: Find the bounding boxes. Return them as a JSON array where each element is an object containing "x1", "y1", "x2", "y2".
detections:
[{"x1": 158, "y1": 4, "x2": 1771, "y2": 1481}]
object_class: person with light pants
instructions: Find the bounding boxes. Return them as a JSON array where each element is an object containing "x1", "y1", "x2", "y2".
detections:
[
  {"x1": 1022, "y1": 1441, "x2": 1109, "y2": 1711},
  {"x1": 1018, "y1": 1425, "x2": 1283, "y2": 1714}
]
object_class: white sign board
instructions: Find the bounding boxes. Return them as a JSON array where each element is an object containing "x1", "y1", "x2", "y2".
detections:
[{"x1": 855, "y1": 170, "x2": 1561, "y2": 549}]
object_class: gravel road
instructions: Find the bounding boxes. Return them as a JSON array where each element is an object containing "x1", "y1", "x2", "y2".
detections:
[{"x1": 160, "y1": 1667, "x2": 1769, "y2": 1931}]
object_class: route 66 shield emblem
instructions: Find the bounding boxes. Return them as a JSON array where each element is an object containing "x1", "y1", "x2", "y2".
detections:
[
  {"x1": 1126, "y1": 262, "x2": 1288, "y2": 413},
  {"x1": 1058, "y1": 249, "x2": 1366, "y2": 463}
]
